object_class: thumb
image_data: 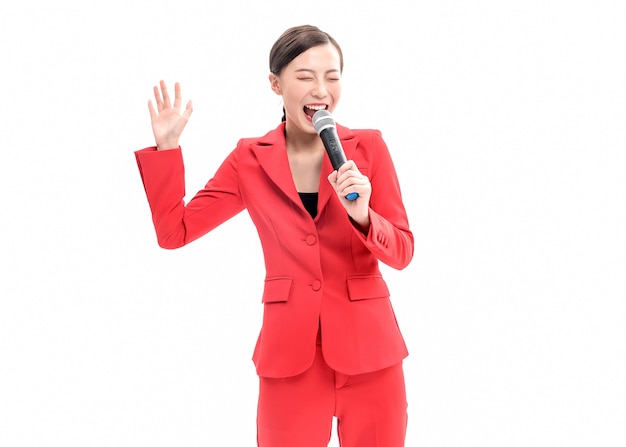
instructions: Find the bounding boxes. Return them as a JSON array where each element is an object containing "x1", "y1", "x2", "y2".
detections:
[
  {"x1": 327, "y1": 170, "x2": 338, "y2": 186},
  {"x1": 182, "y1": 100, "x2": 193, "y2": 121}
]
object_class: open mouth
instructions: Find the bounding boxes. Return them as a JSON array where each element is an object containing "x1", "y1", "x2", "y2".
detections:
[{"x1": 304, "y1": 104, "x2": 327, "y2": 120}]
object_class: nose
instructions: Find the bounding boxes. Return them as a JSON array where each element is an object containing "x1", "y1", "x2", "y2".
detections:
[{"x1": 312, "y1": 80, "x2": 328, "y2": 99}]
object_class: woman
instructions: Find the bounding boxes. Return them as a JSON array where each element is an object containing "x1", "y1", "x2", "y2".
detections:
[{"x1": 135, "y1": 24, "x2": 414, "y2": 447}]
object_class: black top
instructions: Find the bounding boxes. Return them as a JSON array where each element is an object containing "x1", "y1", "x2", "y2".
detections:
[{"x1": 298, "y1": 192, "x2": 318, "y2": 219}]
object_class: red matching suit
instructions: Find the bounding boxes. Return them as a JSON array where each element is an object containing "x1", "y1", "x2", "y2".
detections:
[{"x1": 135, "y1": 122, "x2": 414, "y2": 446}]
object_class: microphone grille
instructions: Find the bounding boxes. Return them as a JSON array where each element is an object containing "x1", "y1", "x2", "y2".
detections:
[{"x1": 312, "y1": 109, "x2": 336, "y2": 135}]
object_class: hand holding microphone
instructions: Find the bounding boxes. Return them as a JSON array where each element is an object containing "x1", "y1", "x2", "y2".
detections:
[{"x1": 312, "y1": 110, "x2": 359, "y2": 201}]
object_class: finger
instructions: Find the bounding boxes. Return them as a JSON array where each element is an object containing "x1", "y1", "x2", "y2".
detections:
[
  {"x1": 337, "y1": 179, "x2": 356, "y2": 194},
  {"x1": 181, "y1": 100, "x2": 193, "y2": 121},
  {"x1": 337, "y1": 170, "x2": 362, "y2": 186},
  {"x1": 148, "y1": 100, "x2": 157, "y2": 121},
  {"x1": 173, "y1": 82, "x2": 182, "y2": 110},
  {"x1": 153, "y1": 85, "x2": 163, "y2": 111},
  {"x1": 338, "y1": 176, "x2": 368, "y2": 195},
  {"x1": 161, "y1": 80, "x2": 171, "y2": 109},
  {"x1": 339, "y1": 160, "x2": 357, "y2": 174}
]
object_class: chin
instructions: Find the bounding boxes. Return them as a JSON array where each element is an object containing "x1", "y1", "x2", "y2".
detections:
[{"x1": 299, "y1": 114, "x2": 318, "y2": 132}]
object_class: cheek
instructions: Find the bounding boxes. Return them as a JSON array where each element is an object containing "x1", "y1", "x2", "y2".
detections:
[{"x1": 282, "y1": 89, "x2": 306, "y2": 110}]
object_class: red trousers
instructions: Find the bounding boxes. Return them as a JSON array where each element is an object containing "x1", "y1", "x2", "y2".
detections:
[{"x1": 257, "y1": 334, "x2": 407, "y2": 447}]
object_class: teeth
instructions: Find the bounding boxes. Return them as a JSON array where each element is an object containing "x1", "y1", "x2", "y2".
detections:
[{"x1": 305, "y1": 105, "x2": 326, "y2": 110}]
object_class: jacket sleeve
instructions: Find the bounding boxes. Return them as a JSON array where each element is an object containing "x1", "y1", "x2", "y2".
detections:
[
  {"x1": 135, "y1": 145, "x2": 244, "y2": 249},
  {"x1": 352, "y1": 130, "x2": 414, "y2": 270}
]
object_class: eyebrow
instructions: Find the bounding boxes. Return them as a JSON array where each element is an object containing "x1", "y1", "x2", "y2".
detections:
[{"x1": 294, "y1": 68, "x2": 341, "y2": 74}]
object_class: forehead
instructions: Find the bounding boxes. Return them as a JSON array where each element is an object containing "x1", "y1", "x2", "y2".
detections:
[{"x1": 285, "y1": 44, "x2": 342, "y2": 73}]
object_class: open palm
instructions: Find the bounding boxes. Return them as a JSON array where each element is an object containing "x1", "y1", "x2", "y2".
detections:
[{"x1": 148, "y1": 81, "x2": 193, "y2": 150}]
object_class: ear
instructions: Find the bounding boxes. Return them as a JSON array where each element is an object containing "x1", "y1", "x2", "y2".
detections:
[{"x1": 269, "y1": 73, "x2": 282, "y2": 96}]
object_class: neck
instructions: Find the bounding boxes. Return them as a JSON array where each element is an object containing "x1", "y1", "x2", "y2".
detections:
[{"x1": 284, "y1": 121, "x2": 324, "y2": 154}]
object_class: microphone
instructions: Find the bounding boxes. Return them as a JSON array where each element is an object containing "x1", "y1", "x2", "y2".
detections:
[{"x1": 312, "y1": 110, "x2": 358, "y2": 201}]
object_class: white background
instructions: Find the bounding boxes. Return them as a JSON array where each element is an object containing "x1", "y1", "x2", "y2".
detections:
[{"x1": 1, "y1": 1, "x2": 625, "y2": 446}]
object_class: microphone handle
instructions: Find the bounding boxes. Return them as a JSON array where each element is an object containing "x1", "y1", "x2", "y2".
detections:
[{"x1": 319, "y1": 128, "x2": 358, "y2": 201}]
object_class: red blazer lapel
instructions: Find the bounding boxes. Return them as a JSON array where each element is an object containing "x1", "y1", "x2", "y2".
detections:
[
  {"x1": 250, "y1": 124, "x2": 301, "y2": 205},
  {"x1": 249, "y1": 122, "x2": 360, "y2": 216}
]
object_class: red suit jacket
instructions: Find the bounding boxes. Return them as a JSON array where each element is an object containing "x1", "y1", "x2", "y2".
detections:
[{"x1": 135, "y1": 122, "x2": 414, "y2": 378}]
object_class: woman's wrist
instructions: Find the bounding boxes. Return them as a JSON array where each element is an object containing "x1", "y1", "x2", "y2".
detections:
[
  {"x1": 349, "y1": 213, "x2": 370, "y2": 235},
  {"x1": 156, "y1": 141, "x2": 179, "y2": 151}
]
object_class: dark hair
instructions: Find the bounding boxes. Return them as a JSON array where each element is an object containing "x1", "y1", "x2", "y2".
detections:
[{"x1": 269, "y1": 25, "x2": 344, "y2": 122}]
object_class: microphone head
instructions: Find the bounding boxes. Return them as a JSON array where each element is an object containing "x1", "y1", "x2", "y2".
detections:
[{"x1": 312, "y1": 109, "x2": 336, "y2": 135}]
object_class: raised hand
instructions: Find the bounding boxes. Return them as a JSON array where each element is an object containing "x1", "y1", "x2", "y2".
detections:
[{"x1": 148, "y1": 81, "x2": 193, "y2": 150}]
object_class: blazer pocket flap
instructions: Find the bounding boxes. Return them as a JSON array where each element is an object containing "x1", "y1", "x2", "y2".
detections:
[
  {"x1": 262, "y1": 277, "x2": 293, "y2": 303},
  {"x1": 347, "y1": 275, "x2": 390, "y2": 301}
]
